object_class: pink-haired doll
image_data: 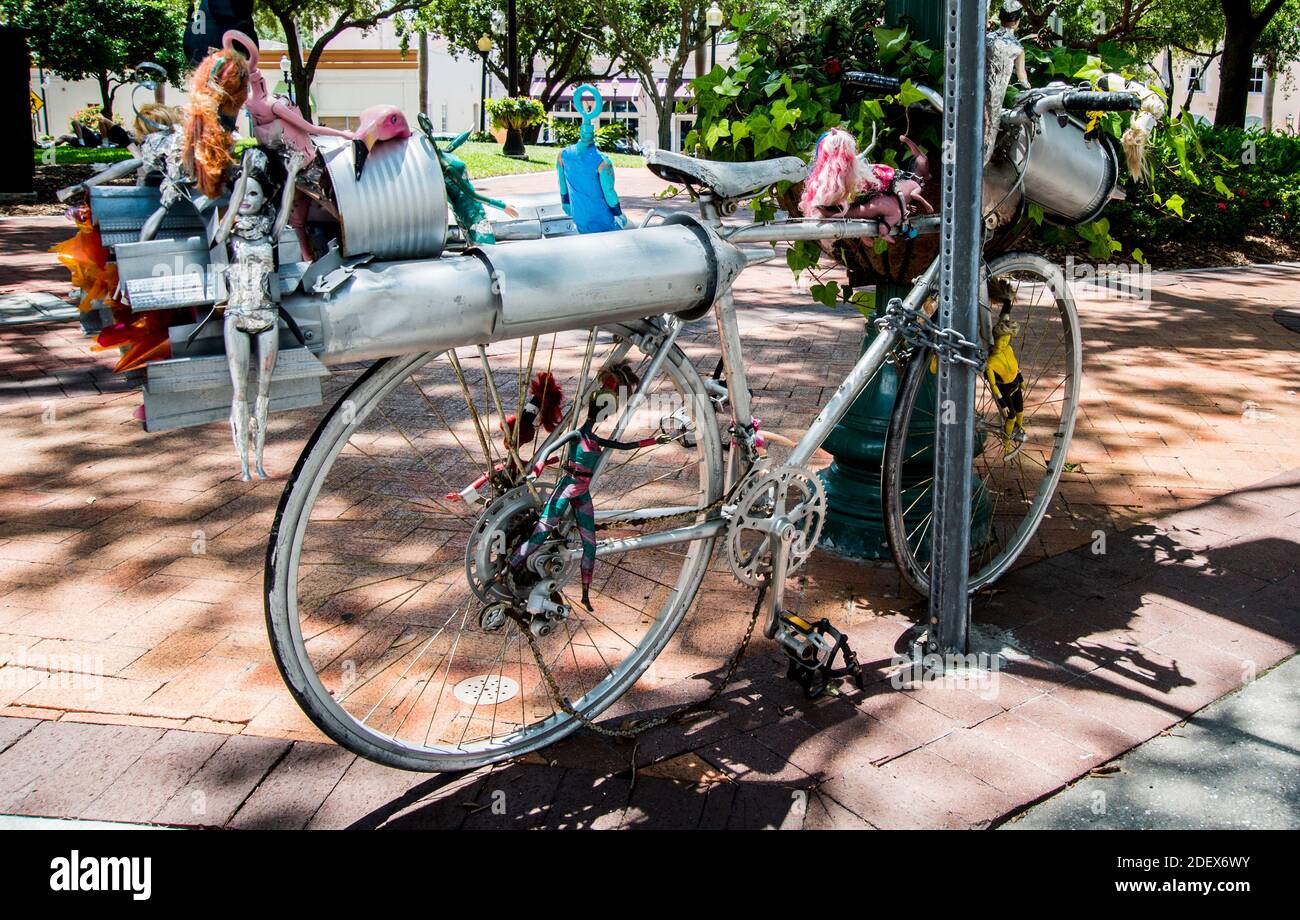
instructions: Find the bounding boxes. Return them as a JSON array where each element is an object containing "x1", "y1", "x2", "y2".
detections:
[{"x1": 799, "y1": 127, "x2": 893, "y2": 217}]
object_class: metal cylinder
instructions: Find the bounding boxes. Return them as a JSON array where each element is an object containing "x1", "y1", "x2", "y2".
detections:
[
  {"x1": 294, "y1": 221, "x2": 747, "y2": 366},
  {"x1": 1019, "y1": 115, "x2": 1121, "y2": 225},
  {"x1": 319, "y1": 135, "x2": 449, "y2": 261}
]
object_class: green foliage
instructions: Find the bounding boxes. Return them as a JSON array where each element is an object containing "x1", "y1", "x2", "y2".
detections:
[
  {"x1": 486, "y1": 96, "x2": 548, "y2": 131},
  {"x1": 686, "y1": 4, "x2": 936, "y2": 166},
  {"x1": 550, "y1": 117, "x2": 581, "y2": 146},
  {"x1": 595, "y1": 120, "x2": 630, "y2": 151},
  {"x1": 4, "y1": 0, "x2": 187, "y2": 118},
  {"x1": 1104, "y1": 121, "x2": 1300, "y2": 249},
  {"x1": 415, "y1": 0, "x2": 615, "y2": 110}
]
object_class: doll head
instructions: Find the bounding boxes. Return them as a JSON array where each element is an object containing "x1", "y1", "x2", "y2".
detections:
[
  {"x1": 133, "y1": 103, "x2": 182, "y2": 140},
  {"x1": 800, "y1": 128, "x2": 870, "y2": 216},
  {"x1": 502, "y1": 372, "x2": 563, "y2": 448},
  {"x1": 573, "y1": 85, "x2": 602, "y2": 145},
  {"x1": 588, "y1": 362, "x2": 641, "y2": 425},
  {"x1": 184, "y1": 46, "x2": 250, "y2": 198}
]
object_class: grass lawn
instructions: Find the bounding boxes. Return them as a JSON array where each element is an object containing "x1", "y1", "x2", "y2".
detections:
[
  {"x1": 34, "y1": 142, "x2": 645, "y2": 177},
  {"x1": 455, "y1": 142, "x2": 645, "y2": 178},
  {"x1": 34, "y1": 147, "x2": 137, "y2": 165}
]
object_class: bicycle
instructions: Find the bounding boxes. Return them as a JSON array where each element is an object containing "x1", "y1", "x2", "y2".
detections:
[{"x1": 264, "y1": 77, "x2": 1140, "y2": 771}]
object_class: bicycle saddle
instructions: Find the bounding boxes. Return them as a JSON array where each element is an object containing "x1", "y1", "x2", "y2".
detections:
[{"x1": 647, "y1": 149, "x2": 807, "y2": 200}]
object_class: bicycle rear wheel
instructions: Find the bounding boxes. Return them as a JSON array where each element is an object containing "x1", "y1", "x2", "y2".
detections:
[
  {"x1": 882, "y1": 252, "x2": 1082, "y2": 596},
  {"x1": 265, "y1": 320, "x2": 723, "y2": 771}
]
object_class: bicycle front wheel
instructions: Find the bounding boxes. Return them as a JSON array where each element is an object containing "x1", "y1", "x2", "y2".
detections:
[
  {"x1": 882, "y1": 252, "x2": 1082, "y2": 596},
  {"x1": 265, "y1": 320, "x2": 723, "y2": 771}
]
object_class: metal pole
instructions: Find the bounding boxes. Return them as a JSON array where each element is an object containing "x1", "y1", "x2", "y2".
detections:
[
  {"x1": 927, "y1": 0, "x2": 985, "y2": 657},
  {"x1": 480, "y1": 56, "x2": 487, "y2": 132},
  {"x1": 507, "y1": 0, "x2": 518, "y2": 97},
  {"x1": 710, "y1": 29, "x2": 718, "y2": 70}
]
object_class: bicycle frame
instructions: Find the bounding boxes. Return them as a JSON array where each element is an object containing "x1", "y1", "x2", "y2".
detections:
[{"x1": 570, "y1": 208, "x2": 948, "y2": 566}]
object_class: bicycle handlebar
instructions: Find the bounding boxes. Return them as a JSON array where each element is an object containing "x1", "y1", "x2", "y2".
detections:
[
  {"x1": 842, "y1": 70, "x2": 903, "y2": 95},
  {"x1": 1055, "y1": 90, "x2": 1142, "y2": 113}
]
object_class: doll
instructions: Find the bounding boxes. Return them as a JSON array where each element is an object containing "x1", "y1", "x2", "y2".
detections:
[
  {"x1": 801, "y1": 127, "x2": 932, "y2": 237},
  {"x1": 184, "y1": 45, "x2": 250, "y2": 199},
  {"x1": 985, "y1": 0, "x2": 1029, "y2": 165},
  {"x1": 985, "y1": 313, "x2": 1025, "y2": 453},
  {"x1": 446, "y1": 372, "x2": 565, "y2": 503},
  {"x1": 219, "y1": 149, "x2": 283, "y2": 480},
  {"x1": 507, "y1": 363, "x2": 670, "y2": 611},
  {"x1": 219, "y1": 31, "x2": 356, "y2": 258},
  {"x1": 420, "y1": 115, "x2": 517, "y2": 244},
  {"x1": 556, "y1": 85, "x2": 626, "y2": 233}
]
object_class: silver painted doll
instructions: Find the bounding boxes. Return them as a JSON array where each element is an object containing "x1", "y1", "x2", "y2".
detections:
[{"x1": 220, "y1": 151, "x2": 279, "y2": 481}]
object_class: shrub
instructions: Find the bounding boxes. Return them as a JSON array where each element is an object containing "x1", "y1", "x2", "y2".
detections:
[
  {"x1": 486, "y1": 96, "x2": 546, "y2": 132},
  {"x1": 550, "y1": 116, "x2": 580, "y2": 146},
  {"x1": 596, "y1": 121, "x2": 630, "y2": 152}
]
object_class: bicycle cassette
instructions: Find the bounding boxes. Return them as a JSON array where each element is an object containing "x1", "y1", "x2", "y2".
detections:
[{"x1": 725, "y1": 464, "x2": 827, "y2": 588}]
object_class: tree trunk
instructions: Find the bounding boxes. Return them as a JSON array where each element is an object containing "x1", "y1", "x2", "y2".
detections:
[
  {"x1": 281, "y1": 17, "x2": 314, "y2": 122},
  {"x1": 97, "y1": 73, "x2": 113, "y2": 120},
  {"x1": 418, "y1": 31, "x2": 429, "y2": 116},
  {"x1": 1214, "y1": 12, "x2": 1256, "y2": 128}
]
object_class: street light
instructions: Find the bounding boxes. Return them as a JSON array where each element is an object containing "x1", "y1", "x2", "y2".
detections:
[
  {"x1": 477, "y1": 34, "x2": 493, "y2": 134},
  {"x1": 706, "y1": 2, "x2": 724, "y2": 71},
  {"x1": 610, "y1": 76, "x2": 620, "y2": 130},
  {"x1": 279, "y1": 55, "x2": 294, "y2": 106}
]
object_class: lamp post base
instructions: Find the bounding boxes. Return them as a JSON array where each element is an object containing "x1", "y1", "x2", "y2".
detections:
[{"x1": 502, "y1": 128, "x2": 527, "y2": 159}]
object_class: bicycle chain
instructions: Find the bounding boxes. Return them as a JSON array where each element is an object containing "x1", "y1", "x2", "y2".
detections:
[{"x1": 514, "y1": 584, "x2": 767, "y2": 739}]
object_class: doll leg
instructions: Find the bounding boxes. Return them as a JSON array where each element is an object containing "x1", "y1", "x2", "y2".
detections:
[
  {"x1": 509, "y1": 489, "x2": 571, "y2": 570},
  {"x1": 223, "y1": 315, "x2": 252, "y2": 481},
  {"x1": 573, "y1": 492, "x2": 598, "y2": 610},
  {"x1": 250, "y1": 325, "x2": 278, "y2": 479}
]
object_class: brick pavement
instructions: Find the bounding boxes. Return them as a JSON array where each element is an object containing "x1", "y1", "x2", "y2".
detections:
[{"x1": 0, "y1": 169, "x2": 1296, "y2": 827}]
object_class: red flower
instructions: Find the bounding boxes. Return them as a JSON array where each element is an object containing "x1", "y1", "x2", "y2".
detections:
[
  {"x1": 1237, "y1": 187, "x2": 1248, "y2": 197},
  {"x1": 823, "y1": 57, "x2": 842, "y2": 77},
  {"x1": 1264, "y1": 200, "x2": 1272, "y2": 208},
  {"x1": 1216, "y1": 202, "x2": 1227, "y2": 211}
]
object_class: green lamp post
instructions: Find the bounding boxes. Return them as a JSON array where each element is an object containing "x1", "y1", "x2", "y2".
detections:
[{"x1": 816, "y1": 0, "x2": 944, "y2": 559}]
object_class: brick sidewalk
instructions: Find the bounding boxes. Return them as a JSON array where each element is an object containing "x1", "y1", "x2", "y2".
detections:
[{"x1": 0, "y1": 169, "x2": 1296, "y2": 828}]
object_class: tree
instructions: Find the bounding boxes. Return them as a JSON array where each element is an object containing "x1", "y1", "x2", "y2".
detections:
[
  {"x1": 3, "y1": 0, "x2": 187, "y2": 119},
  {"x1": 1214, "y1": 0, "x2": 1296, "y2": 127},
  {"x1": 415, "y1": 0, "x2": 619, "y2": 120},
  {"x1": 255, "y1": 0, "x2": 431, "y2": 121},
  {"x1": 592, "y1": 0, "x2": 717, "y2": 150}
]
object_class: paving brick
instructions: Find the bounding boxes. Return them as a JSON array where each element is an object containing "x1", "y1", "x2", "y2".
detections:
[
  {"x1": 0, "y1": 720, "x2": 163, "y2": 816},
  {"x1": 80, "y1": 728, "x2": 227, "y2": 823},
  {"x1": 228, "y1": 740, "x2": 355, "y2": 829},
  {"x1": 154, "y1": 733, "x2": 290, "y2": 827}
]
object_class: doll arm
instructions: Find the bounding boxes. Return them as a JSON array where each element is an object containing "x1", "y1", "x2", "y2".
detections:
[
  {"x1": 588, "y1": 431, "x2": 662, "y2": 451},
  {"x1": 529, "y1": 430, "x2": 580, "y2": 475},
  {"x1": 556, "y1": 158, "x2": 572, "y2": 216},
  {"x1": 270, "y1": 98, "x2": 354, "y2": 139},
  {"x1": 597, "y1": 159, "x2": 627, "y2": 228}
]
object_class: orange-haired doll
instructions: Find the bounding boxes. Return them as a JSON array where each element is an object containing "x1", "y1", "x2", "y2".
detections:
[{"x1": 184, "y1": 47, "x2": 250, "y2": 200}]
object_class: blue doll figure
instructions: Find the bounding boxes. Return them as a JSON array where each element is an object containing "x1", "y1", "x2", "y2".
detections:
[{"x1": 556, "y1": 85, "x2": 626, "y2": 234}]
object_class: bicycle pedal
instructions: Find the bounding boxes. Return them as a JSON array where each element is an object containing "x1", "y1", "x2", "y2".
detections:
[{"x1": 774, "y1": 612, "x2": 865, "y2": 700}]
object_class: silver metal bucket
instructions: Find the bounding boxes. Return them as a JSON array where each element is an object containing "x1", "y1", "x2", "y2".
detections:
[
  {"x1": 319, "y1": 135, "x2": 449, "y2": 262},
  {"x1": 1019, "y1": 115, "x2": 1121, "y2": 226}
]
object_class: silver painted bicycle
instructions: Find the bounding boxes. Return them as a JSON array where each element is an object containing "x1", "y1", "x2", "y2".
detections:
[{"x1": 264, "y1": 77, "x2": 1139, "y2": 770}]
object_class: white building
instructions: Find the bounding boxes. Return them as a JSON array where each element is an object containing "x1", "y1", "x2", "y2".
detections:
[{"x1": 1166, "y1": 54, "x2": 1300, "y2": 132}]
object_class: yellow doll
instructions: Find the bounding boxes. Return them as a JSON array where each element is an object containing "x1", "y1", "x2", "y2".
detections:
[{"x1": 985, "y1": 315, "x2": 1025, "y2": 452}]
